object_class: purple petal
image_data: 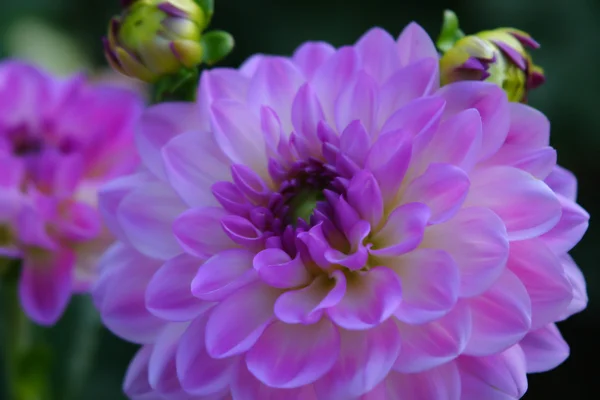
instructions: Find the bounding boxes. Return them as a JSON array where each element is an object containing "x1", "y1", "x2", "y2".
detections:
[
  {"x1": 370, "y1": 202, "x2": 430, "y2": 257},
  {"x1": 464, "y1": 270, "x2": 531, "y2": 356},
  {"x1": 505, "y1": 103, "x2": 550, "y2": 148},
  {"x1": 291, "y1": 83, "x2": 326, "y2": 157},
  {"x1": 292, "y1": 42, "x2": 336, "y2": 80},
  {"x1": 540, "y1": 195, "x2": 589, "y2": 253},
  {"x1": 466, "y1": 166, "x2": 561, "y2": 240},
  {"x1": 558, "y1": 255, "x2": 588, "y2": 319},
  {"x1": 246, "y1": 319, "x2": 339, "y2": 388},
  {"x1": 545, "y1": 166, "x2": 577, "y2": 201},
  {"x1": 328, "y1": 266, "x2": 402, "y2": 329},
  {"x1": 314, "y1": 319, "x2": 401, "y2": 398},
  {"x1": 197, "y1": 69, "x2": 250, "y2": 126},
  {"x1": 396, "y1": 22, "x2": 439, "y2": 67},
  {"x1": 339, "y1": 120, "x2": 370, "y2": 167},
  {"x1": 231, "y1": 164, "x2": 271, "y2": 204},
  {"x1": 386, "y1": 362, "x2": 461, "y2": 400},
  {"x1": 191, "y1": 249, "x2": 257, "y2": 301},
  {"x1": 493, "y1": 40, "x2": 527, "y2": 70},
  {"x1": 221, "y1": 215, "x2": 264, "y2": 250},
  {"x1": 173, "y1": 207, "x2": 233, "y2": 258},
  {"x1": 346, "y1": 170, "x2": 383, "y2": 228},
  {"x1": 355, "y1": 27, "x2": 399, "y2": 83},
  {"x1": 380, "y1": 97, "x2": 446, "y2": 142},
  {"x1": 123, "y1": 346, "x2": 157, "y2": 399},
  {"x1": 148, "y1": 324, "x2": 187, "y2": 395},
  {"x1": 519, "y1": 324, "x2": 569, "y2": 373},
  {"x1": 253, "y1": 248, "x2": 311, "y2": 289},
  {"x1": 211, "y1": 181, "x2": 252, "y2": 217},
  {"x1": 335, "y1": 71, "x2": 378, "y2": 133}
]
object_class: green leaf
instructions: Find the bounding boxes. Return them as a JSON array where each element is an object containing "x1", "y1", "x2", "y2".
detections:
[
  {"x1": 195, "y1": 0, "x2": 214, "y2": 19},
  {"x1": 436, "y1": 10, "x2": 465, "y2": 53},
  {"x1": 201, "y1": 30, "x2": 234, "y2": 65}
]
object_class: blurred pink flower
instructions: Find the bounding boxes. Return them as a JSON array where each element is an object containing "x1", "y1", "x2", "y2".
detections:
[
  {"x1": 94, "y1": 24, "x2": 588, "y2": 399},
  {"x1": 0, "y1": 61, "x2": 143, "y2": 325}
]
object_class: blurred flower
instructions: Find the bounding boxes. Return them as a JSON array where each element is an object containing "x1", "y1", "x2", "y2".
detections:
[
  {"x1": 439, "y1": 11, "x2": 545, "y2": 102},
  {"x1": 0, "y1": 61, "x2": 143, "y2": 325},
  {"x1": 94, "y1": 24, "x2": 587, "y2": 399}
]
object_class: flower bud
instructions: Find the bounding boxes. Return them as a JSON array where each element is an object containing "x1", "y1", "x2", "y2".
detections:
[
  {"x1": 103, "y1": 0, "x2": 207, "y2": 82},
  {"x1": 438, "y1": 11, "x2": 545, "y2": 102}
]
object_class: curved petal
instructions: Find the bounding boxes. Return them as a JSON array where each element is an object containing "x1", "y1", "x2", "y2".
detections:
[
  {"x1": 117, "y1": 181, "x2": 185, "y2": 260},
  {"x1": 559, "y1": 255, "x2": 588, "y2": 319},
  {"x1": 403, "y1": 163, "x2": 470, "y2": 224},
  {"x1": 505, "y1": 102, "x2": 550, "y2": 148},
  {"x1": 124, "y1": 345, "x2": 159, "y2": 400},
  {"x1": 370, "y1": 202, "x2": 430, "y2": 257},
  {"x1": 291, "y1": 83, "x2": 326, "y2": 157},
  {"x1": 458, "y1": 345, "x2": 528, "y2": 400},
  {"x1": 173, "y1": 207, "x2": 233, "y2": 258},
  {"x1": 464, "y1": 270, "x2": 531, "y2": 356},
  {"x1": 540, "y1": 195, "x2": 589, "y2": 253},
  {"x1": 519, "y1": 324, "x2": 569, "y2": 373},
  {"x1": 424, "y1": 207, "x2": 509, "y2": 297},
  {"x1": 205, "y1": 282, "x2": 279, "y2": 358},
  {"x1": 346, "y1": 170, "x2": 383, "y2": 227},
  {"x1": 246, "y1": 319, "x2": 339, "y2": 388},
  {"x1": 148, "y1": 324, "x2": 187, "y2": 395},
  {"x1": 396, "y1": 22, "x2": 439, "y2": 67},
  {"x1": 253, "y1": 248, "x2": 311, "y2": 289},
  {"x1": 356, "y1": 27, "x2": 399, "y2": 83},
  {"x1": 146, "y1": 253, "x2": 210, "y2": 321},
  {"x1": 392, "y1": 249, "x2": 459, "y2": 324},
  {"x1": 176, "y1": 314, "x2": 237, "y2": 396},
  {"x1": 544, "y1": 166, "x2": 577, "y2": 201},
  {"x1": 340, "y1": 120, "x2": 370, "y2": 168},
  {"x1": 191, "y1": 249, "x2": 257, "y2": 301},
  {"x1": 384, "y1": 362, "x2": 461, "y2": 400},
  {"x1": 466, "y1": 166, "x2": 561, "y2": 241},
  {"x1": 314, "y1": 319, "x2": 401, "y2": 398},
  {"x1": 136, "y1": 103, "x2": 202, "y2": 180},
  {"x1": 394, "y1": 302, "x2": 471, "y2": 373},
  {"x1": 292, "y1": 42, "x2": 336, "y2": 80},
  {"x1": 328, "y1": 267, "x2": 402, "y2": 330},
  {"x1": 162, "y1": 130, "x2": 230, "y2": 207},
  {"x1": 19, "y1": 250, "x2": 74, "y2": 325},
  {"x1": 335, "y1": 71, "x2": 378, "y2": 134},
  {"x1": 380, "y1": 97, "x2": 446, "y2": 141}
]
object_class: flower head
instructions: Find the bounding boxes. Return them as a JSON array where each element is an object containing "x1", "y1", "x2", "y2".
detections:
[
  {"x1": 95, "y1": 23, "x2": 588, "y2": 399},
  {"x1": 439, "y1": 12, "x2": 545, "y2": 102},
  {"x1": 103, "y1": 0, "x2": 207, "y2": 82},
  {"x1": 0, "y1": 61, "x2": 142, "y2": 324}
]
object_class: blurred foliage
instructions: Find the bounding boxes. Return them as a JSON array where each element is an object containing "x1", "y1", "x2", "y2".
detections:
[{"x1": 1, "y1": 0, "x2": 599, "y2": 399}]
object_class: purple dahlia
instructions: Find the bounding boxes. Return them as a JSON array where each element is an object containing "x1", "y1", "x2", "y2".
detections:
[{"x1": 94, "y1": 23, "x2": 589, "y2": 399}]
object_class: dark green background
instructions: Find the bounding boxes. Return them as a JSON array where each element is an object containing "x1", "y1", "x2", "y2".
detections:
[{"x1": 0, "y1": 0, "x2": 598, "y2": 398}]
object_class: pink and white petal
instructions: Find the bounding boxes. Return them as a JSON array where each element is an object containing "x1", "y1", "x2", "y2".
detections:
[
  {"x1": 355, "y1": 27, "x2": 399, "y2": 83},
  {"x1": 505, "y1": 102, "x2": 550, "y2": 148},
  {"x1": 417, "y1": 108, "x2": 482, "y2": 172},
  {"x1": 377, "y1": 58, "x2": 438, "y2": 127},
  {"x1": 117, "y1": 181, "x2": 186, "y2": 260},
  {"x1": 246, "y1": 319, "x2": 339, "y2": 388},
  {"x1": 232, "y1": 361, "x2": 319, "y2": 400},
  {"x1": 146, "y1": 253, "x2": 212, "y2": 321},
  {"x1": 247, "y1": 57, "x2": 305, "y2": 133},
  {"x1": 311, "y1": 47, "x2": 360, "y2": 124},
  {"x1": 274, "y1": 272, "x2": 346, "y2": 324},
  {"x1": 437, "y1": 82, "x2": 510, "y2": 161},
  {"x1": 93, "y1": 244, "x2": 165, "y2": 344},
  {"x1": 464, "y1": 270, "x2": 531, "y2": 356},
  {"x1": 396, "y1": 22, "x2": 439, "y2": 67},
  {"x1": 198, "y1": 68, "x2": 250, "y2": 124},
  {"x1": 335, "y1": 71, "x2": 379, "y2": 133},
  {"x1": 394, "y1": 302, "x2": 471, "y2": 373},
  {"x1": 519, "y1": 324, "x2": 569, "y2": 373},
  {"x1": 458, "y1": 345, "x2": 528, "y2": 400},
  {"x1": 192, "y1": 249, "x2": 257, "y2": 301},
  {"x1": 508, "y1": 239, "x2": 572, "y2": 329},
  {"x1": 483, "y1": 144, "x2": 556, "y2": 180},
  {"x1": 392, "y1": 249, "x2": 459, "y2": 324},
  {"x1": 292, "y1": 42, "x2": 336, "y2": 80},
  {"x1": 162, "y1": 130, "x2": 230, "y2": 208},
  {"x1": 370, "y1": 202, "x2": 429, "y2": 257},
  {"x1": 124, "y1": 345, "x2": 161, "y2": 400},
  {"x1": 424, "y1": 207, "x2": 509, "y2": 297},
  {"x1": 148, "y1": 324, "x2": 187, "y2": 395},
  {"x1": 210, "y1": 99, "x2": 266, "y2": 174},
  {"x1": 328, "y1": 266, "x2": 402, "y2": 330},
  {"x1": 465, "y1": 166, "x2": 561, "y2": 241},
  {"x1": 315, "y1": 319, "x2": 401, "y2": 399},
  {"x1": 205, "y1": 282, "x2": 279, "y2": 358},
  {"x1": 136, "y1": 103, "x2": 203, "y2": 180},
  {"x1": 173, "y1": 207, "x2": 233, "y2": 259},
  {"x1": 384, "y1": 362, "x2": 461, "y2": 400},
  {"x1": 544, "y1": 166, "x2": 577, "y2": 201},
  {"x1": 19, "y1": 250, "x2": 74, "y2": 325},
  {"x1": 540, "y1": 195, "x2": 589, "y2": 254},
  {"x1": 253, "y1": 248, "x2": 311, "y2": 289},
  {"x1": 177, "y1": 314, "x2": 237, "y2": 396},
  {"x1": 558, "y1": 255, "x2": 588, "y2": 319},
  {"x1": 402, "y1": 163, "x2": 470, "y2": 224}
]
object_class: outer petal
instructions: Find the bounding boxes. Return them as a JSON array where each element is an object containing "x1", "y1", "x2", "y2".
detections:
[
  {"x1": 246, "y1": 319, "x2": 339, "y2": 388},
  {"x1": 328, "y1": 266, "x2": 402, "y2": 330},
  {"x1": 355, "y1": 27, "x2": 399, "y2": 83},
  {"x1": 19, "y1": 250, "x2": 74, "y2": 325},
  {"x1": 124, "y1": 345, "x2": 161, "y2": 400},
  {"x1": 465, "y1": 166, "x2": 561, "y2": 241},
  {"x1": 383, "y1": 363, "x2": 461, "y2": 400},
  {"x1": 559, "y1": 255, "x2": 588, "y2": 319},
  {"x1": 314, "y1": 319, "x2": 401, "y2": 399},
  {"x1": 519, "y1": 324, "x2": 569, "y2": 373},
  {"x1": 148, "y1": 324, "x2": 187, "y2": 395},
  {"x1": 136, "y1": 103, "x2": 203, "y2": 180},
  {"x1": 173, "y1": 207, "x2": 233, "y2": 258},
  {"x1": 117, "y1": 181, "x2": 186, "y2": 260},
  {"x1": 540, "y1": 195, "x2": 589, "y2": 253},
  {"x1": 464, "y1": 270, "x2": 531, "y2": 356},
  {"x1": 292, "y1": 42, "x2": 336, "y2": 80},
  {"x1": 253, "y1": 248, "x2": 311, "y2": 289},
  {"x1": 458, "y1": 346, "x2": 528, "y2": 400},
  {"x1": 335, "y1": 71, "x2": 378, "y2": 134},
  {"x1": 396, "y1": 22, "x2": 439, "y2": 67},
  {"x1": 544, "y1": 166, "x2": 577, "y2": 201},
  {"x1": 424, "y1": 207, "x2": 509, "y2": 297},
  {"x1": 370, "y1": 202, "x2": 430, "y2": 257}
]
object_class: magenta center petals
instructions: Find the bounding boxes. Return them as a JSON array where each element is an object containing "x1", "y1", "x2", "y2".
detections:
[{"x1": 95, "y1": 24, "x2": 589, "y2": 400}]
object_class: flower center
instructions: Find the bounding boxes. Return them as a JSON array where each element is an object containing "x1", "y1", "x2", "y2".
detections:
[{"x1": 287, "y1": 188, "x2": 324, "y2": 224}]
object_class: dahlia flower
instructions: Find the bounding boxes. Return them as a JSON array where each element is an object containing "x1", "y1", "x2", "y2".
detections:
[
  {"x1": 95, "y1": 23, "x2": 588, "y2": 399},
  {"x1": 0, "y1": 61, "x2": 142, "y2": 325}
]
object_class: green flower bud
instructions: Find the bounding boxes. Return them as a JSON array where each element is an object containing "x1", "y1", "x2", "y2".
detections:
[
  {"x1": 438, "y1": 11, "x2": 545, "y2": 102},
  {"x1": 103, "y1": 0, "x2": 208, "y2": 82}
]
